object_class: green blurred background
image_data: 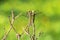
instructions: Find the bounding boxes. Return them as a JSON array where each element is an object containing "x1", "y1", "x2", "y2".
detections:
[{"x1": 0, "y1": 0, "x2": 60, "y2": 40}]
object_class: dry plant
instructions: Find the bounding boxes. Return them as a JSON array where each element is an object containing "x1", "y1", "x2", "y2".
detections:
[
  {"x1": 23, "y1": 10, "x2": 43, "y2": 40},
  {"x1": 2, "y1": 10, "x2": 43, "y2": 40},
  {"x1": 22, "y1": 10, "x2": 36, "y2": 40},
  {"x1": 2, "y1": 10, "x2": 21, "y2": 40}
]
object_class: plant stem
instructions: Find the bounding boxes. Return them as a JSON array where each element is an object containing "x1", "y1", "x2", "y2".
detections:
[{"x1": 2, "y1": 10, "x2": 20, "y2": 40}]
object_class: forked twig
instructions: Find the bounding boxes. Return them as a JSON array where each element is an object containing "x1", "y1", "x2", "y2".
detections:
[
  {"x1": 2, "y1": 10, "x2": 21, "y2": 40},
  {"x1": 23, "y1": 10, "x2": 36, "y2": 40}
]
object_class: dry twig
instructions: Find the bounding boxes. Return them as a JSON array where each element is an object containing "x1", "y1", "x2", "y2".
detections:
[{"x1": 2, "y1": 10, "x2": 21, "y2": 40}]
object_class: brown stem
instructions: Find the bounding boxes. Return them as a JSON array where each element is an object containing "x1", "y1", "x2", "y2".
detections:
[
  {"x1": 2, "y1": 27, "x2": 12, "y2": 40},
  {"x1": 2, "y1": 10, "x2": 20, "y2": 40},
  {"x1": 31, "y1": 10, "x2": 36, "y2": 40},
  {"x1": 27, "y1": 10, "x2": 36, "y2": 40},
  {"x1": 16, "y1": 33, "x2": 21, "y2": 40}
]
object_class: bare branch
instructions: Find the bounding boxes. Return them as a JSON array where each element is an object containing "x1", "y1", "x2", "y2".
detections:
[
  {"x1": 22, "y1": 10, "x2": 36, "y2": 40},
  {"x1": 9, "y1": 10, "x2": 17, "y2": 33},
  {"x1": 15, "y1": 13, "x2": 22, "y2": 19},
  {"x1": 2, "y1": 10, "x2": 18, "y2": 40},
  {"x1": 23, "y1": 27, "x2": 29, "y2": 35},
  {"x1": 2, "y1": 26, "x2": 12, "y2": 40},
  {"x1": 11, "y1": 10, "x2": 15, "y2": 24}
]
